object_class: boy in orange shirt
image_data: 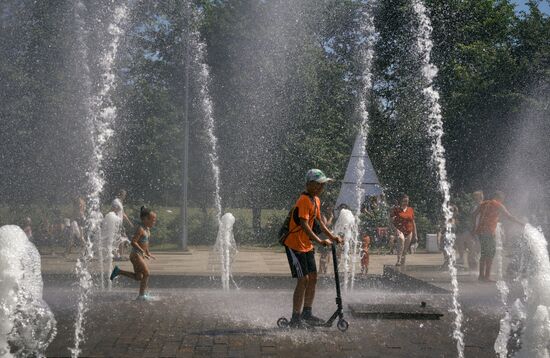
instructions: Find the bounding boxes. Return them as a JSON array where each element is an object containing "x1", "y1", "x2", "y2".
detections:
[
  {"x1": 283, "y1": 169, "x2": 343, "y2": 328},
  {"x1": 473, "y1": 191, "x2": 525, "y2": 282}
]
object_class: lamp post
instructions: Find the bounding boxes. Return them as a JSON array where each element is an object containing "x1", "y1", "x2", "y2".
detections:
[{"x1": 181, "y1": 28, "x2": 190, "y2": 252}]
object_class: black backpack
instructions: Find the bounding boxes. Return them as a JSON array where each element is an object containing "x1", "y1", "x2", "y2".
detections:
[{"x1": 278, "y1": 193, "x2": 322, "y2": 246}]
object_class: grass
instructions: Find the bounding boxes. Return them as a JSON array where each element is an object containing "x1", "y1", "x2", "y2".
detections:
[
  {"x1": 2, "y1": 203, "x2": 439, "y2": 252},
  {"x1": 1, "y1": 203, "x2": 287, "y2": 251}
]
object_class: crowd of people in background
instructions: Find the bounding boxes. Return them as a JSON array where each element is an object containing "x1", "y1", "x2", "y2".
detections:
[
  {"x1": 319, "y1": 193, "x2": 417, "y2": 274},
  {"x1": 317, "y1": 189, "x2": 542, "y2": 281},
  {"x1": 16, "y1": 189, "x2": 159, "y2": 299},
  {"x1": 19, "y1": 190, "x2": 133, "y2": 260},
  {"x1": 16, "y1": 186, "x2": 548, "y2": 286},
  {"x1": 18, "y1": 197, "x2": 86, "y2": 257}
]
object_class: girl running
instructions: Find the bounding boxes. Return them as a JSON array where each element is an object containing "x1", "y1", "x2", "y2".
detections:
[{"x1": 110, "y1": 206, "x2": 157, "y2": 300}]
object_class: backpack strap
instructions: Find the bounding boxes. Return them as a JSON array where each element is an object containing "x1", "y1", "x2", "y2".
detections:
[
  {"x1": 303, "y1": 192, "x2": 319, "y2": 222},
  {"x1": 295, "y1": 192, "x2": 320, "y2": 232},
  {"x1": 282, "y1": 193, "x2": 320, "y2": 247},
  {"x1": 292, "y1": 192, "x2": 318, "y2": 223}
]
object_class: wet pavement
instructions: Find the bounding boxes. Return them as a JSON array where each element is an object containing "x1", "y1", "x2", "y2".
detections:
[{"x1": 44, "y1": 286, "x2": 501, "y2": 357}]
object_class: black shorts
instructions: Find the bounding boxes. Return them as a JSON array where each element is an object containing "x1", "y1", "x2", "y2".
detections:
[{"x1": 285, "y1": 247, "x2": 317, "y2": 278}]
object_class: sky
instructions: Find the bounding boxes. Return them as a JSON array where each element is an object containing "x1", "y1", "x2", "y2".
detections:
[{"x1": 512, "y1": 0, "x2": 550, "y2": 14}]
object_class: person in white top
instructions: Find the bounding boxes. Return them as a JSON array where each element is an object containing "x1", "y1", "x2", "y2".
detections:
[
  {"x1": 112, "y1": 190, "x2": 133, "y2": 259},
  {"x1": 112, "y1": 190, "x2": 133, "y2": 226},
  {"x1": 21, "y1": 217, "x2": 33, "y2": 240}
]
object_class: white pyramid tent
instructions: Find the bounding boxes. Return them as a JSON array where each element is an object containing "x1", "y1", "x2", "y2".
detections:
[{"x1": 335, "y1": 134, "x2": 383, "y2": 211}]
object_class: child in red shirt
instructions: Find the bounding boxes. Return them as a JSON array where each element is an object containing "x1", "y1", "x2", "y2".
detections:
[{"x1": 361, "y1": 235, "x2": 371, "y2": 275}]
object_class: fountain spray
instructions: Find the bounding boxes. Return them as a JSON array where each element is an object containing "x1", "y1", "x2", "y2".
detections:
[
  {"x1": 503, "y1": 225, "x2": 550, "y2": 358},
  {"x1": 348, "y1": 0, "x2": 379, "y2": 292},
  {"x1": 333, "y1": 209, "x2": 358, "y2": 292},
  {"x1": 410, "y1": 1, "x2": 465, "y2": 356},
  {"x1": 187, "y1": 4, "x2": 237, "y2": 289},
  {"x1": 0, "y1": 226, "x2": 57, "y2": 357},
  {"x1": 69, "y1": 2, "x2": 129, "y2": 357},
  {"x1": 494, "y1": 223, "x2": 514, "y2": 357}
]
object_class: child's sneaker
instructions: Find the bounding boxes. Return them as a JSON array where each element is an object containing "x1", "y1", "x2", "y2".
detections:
[
  {"x1": 289, "y1": 316, "x2": 308, "y2": 329},
  {"x1": 301, "y1": 313, "x2": 325, "y2": 326},
  {"x1": 301, "y1": 308, "x2": 324, "y2": 326},
  {"x1": 136, "y1": 294, "x2": 154, "y2": 301},
  {"x1": 110, "y1": 266, "x2": 121, "y2": 281}
]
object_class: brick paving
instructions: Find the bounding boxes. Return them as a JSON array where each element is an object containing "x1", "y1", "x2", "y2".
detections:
[
  {"x1": 44, "y1": 287, "x2": 501, "y2": 357},
  {"x1": 39, "y1": 247, "x2": 510, "y2": 357}
]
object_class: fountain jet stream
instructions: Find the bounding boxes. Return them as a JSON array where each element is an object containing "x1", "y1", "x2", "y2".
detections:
[
  {"x1": 347, "y1": 0, "x2": 379, "y2": 292},
  {"x1": 187, "y1": 5, "x2": 236, "y2": 288},
  {"x1": 499, "y1": 225, "x2": 550, "y2": 358},
  {"x1": 99, "y1": 211, "x2": 123, "y2": 291},
  {"x1": 188, "y1": 5, "x2": 222, "y2": 224},
  {"x1": 410, "y1": 1, "x2": 465, "y2": 356},
  {"x1": 69, "y1": 3, "x2": 129, "y2": 357},
  {"x1": 0, "y1": 226, "x2": 57, "y2": 357},
  {"x1": 213, "y1": 214, "x2": 239, "y2": 291},
  {"x1": 494, "y1": 223, "x2": 513, "y2": 357},
  {"x1": 333, "y1": 209, "x2": 358, "y2": 292}
]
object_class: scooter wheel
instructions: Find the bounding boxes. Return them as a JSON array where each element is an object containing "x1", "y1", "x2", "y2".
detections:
[
  {"x1": 277, "y1": 317, "x2": 289, "y2": 328},
  {"x1": 337, "y1": 319, "x2": 349, "y2": 332}
]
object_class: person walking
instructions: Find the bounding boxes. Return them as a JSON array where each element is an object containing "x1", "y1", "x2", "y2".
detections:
[
  {"x1": 473, "y1": 191, "x2": 525, "y2": 282},
  {"x1": 390, "y1": 194, "x2": 417, "y2": 266},
  {"x1": 21, "y1": 217, "x2": 33, "y2": 240},
  {"x1": 66, "y1": 197, "x2": 86, "y2": 256},
  {"x1": 112, "y1": 189, "x2": 133, "y2": 259},
  {"x1": 360, "y1": 234, "x2": 371, "y2": 275}
]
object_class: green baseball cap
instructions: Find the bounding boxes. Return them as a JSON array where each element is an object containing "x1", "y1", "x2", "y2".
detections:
[{"x1": 306, "y1": 169, "x2": 334, "y2": 183}]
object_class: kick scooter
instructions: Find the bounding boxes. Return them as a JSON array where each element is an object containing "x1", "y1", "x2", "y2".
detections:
[{"x1": 277, "y1": 242, "x2": 349, "y2": 332}]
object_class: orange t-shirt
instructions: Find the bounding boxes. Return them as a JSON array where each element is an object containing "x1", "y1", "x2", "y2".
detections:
[
  {"x1": 284, "y1": 194, "x2": 321, "y2": 253},
  {"x1": 475, "y1": 200, "x2": 504, "y2": 236},
  {"x1": 391, "y1": 206, "x2": 415, "y2": 235}
]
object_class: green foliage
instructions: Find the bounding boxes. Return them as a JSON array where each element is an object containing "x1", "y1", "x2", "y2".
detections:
[
  {"x1": 415, "y1": 210, "x2": 438, "y2": 248},
  {"x1": 370, "y1": 0, "x2": 441, "y2": 218},
  {"x1": 452, "y1": 192, "x2": 478, "y2": 233},
  {"x1": 0, "y1": 0, "x2": 548, "y2": 244}
]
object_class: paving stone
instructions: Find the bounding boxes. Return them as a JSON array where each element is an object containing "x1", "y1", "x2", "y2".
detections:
[
  {"x1": 214, "y1": 335, "x2": 229, "y2": 344},
  {"x1": 175, "y1": 351, "x2": 194, "y2": 358},
  {"x1": 43, "y1": 285, "x2": 503, "y2": 358}
]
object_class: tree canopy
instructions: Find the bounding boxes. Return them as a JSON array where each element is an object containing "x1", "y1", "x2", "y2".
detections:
[{"x1": 1, "y1": 0, "x2": 548, "y2": 223}]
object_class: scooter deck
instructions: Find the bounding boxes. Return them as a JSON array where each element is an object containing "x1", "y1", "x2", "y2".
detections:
[
  {"x1": 276, "y1": 317, "x2": 328, "y2": 328},
  {"x1": 276, "y1": 314, "x2": 348, "y2": 331}
]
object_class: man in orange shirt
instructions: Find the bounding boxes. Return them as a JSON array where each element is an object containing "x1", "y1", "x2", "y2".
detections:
[
  {"x1": 283, "y1": 169, "x2": 342, "y2": 328},
  {"x1": 473, "y1": 191, "x2": 525, "y2": 282},
  {"x1": 390, "y1": 194, "x2": 417, "y2": 266}
]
